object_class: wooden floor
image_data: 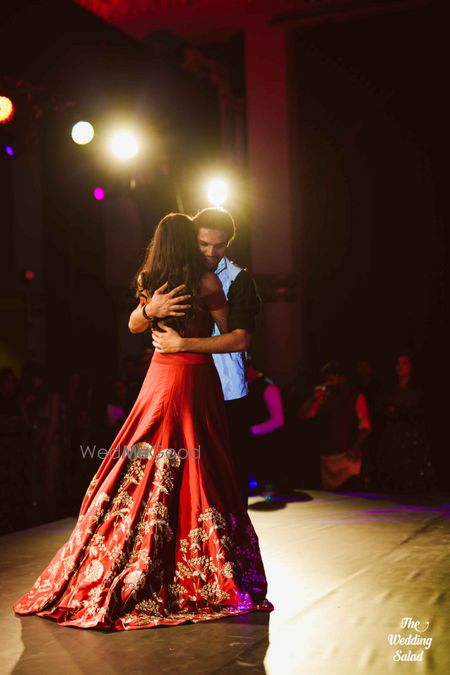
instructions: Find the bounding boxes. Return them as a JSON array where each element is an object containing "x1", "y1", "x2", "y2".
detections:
[{"x1": 2, "y1": 489, "x2": 450, "y2": 675}]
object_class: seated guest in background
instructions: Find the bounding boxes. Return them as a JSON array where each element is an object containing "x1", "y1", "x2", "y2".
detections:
[{"x1": 300, "y1": 361, "x2": 371, "y2": 491}]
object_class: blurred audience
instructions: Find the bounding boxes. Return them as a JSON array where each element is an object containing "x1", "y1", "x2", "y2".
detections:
[
  {"x1": 299, "y1": 361, "x2": 371, "y2": 491},
  {"x1": 355, "y1": 358, "x2": 381, "y2": 489},
  {"x1": 246, "y1": 360, "x2": 285, "y2": 493},
  {"x1": 0, "y1": 368, "x2": 30, "y2": 532},
  {"x1": 355, "y1": 358, "x2": 381, "y2": 424},
  {"x1": 0, "y1": 346, "x2": 441, "y2": 533},
  {"x1": 20, "y1": 363, "x2": 64, "y2": 524},
  {"x1": 374, "y1": 353, "x2": 436, "y2": 493},
  {"x1": 284, "y1": 360, "x2": 320, "y2": 488},
  {"x1": 0, "y1": 367, "x2": 26, "y2": 432},
  {"x1": 63, "y1": 368, "x2": 97, "y2": 513}
]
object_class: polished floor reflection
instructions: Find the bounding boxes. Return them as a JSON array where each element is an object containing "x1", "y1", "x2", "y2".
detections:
[{"x1": 2, "y1": 490, "x2": 450, "y2": 674}]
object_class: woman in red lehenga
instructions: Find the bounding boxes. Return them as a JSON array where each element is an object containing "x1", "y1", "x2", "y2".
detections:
[{"x1": 13, "y1": 213, "x2": 273, "y2": 630}]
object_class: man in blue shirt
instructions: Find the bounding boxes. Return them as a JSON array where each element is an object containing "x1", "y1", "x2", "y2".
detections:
[{"x1": 148, "y1": 208, "x2": 261, "y2": 506}]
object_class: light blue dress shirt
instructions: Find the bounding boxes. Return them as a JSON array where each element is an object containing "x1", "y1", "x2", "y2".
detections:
[{"x1": 212, "y1": 257, "x2": 248, "y2": 401}]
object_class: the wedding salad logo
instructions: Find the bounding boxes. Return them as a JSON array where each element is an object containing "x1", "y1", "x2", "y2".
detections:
[{"x1": 387, "y1": 617, "x2": 432, "y2": 662}]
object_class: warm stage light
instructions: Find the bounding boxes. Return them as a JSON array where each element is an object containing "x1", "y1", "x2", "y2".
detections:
[
  {"x1": 93, "y1": 187, "x2": 105, "y2": 201},
  {"x1": 207, "y1": 178, "x2": 228, "y2": 206},
  {"x1": 109, "y1": 130, "x2": 139, "y2": 160},
  {"x1": 0, "y1": 96, "x2": 15, "y2": 124},
  {"x1": 71, "y1": 121, "x2": 94, "y2": 145}
]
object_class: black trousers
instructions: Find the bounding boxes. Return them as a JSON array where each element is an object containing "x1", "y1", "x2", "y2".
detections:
[{"x1": 225, "y1": 396, "x2": 250, "y2": 509}]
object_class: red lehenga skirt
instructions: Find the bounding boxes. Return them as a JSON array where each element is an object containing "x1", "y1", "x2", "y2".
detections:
[{"x1": 13, "y1": 352, "x2": 273, "y2": 630}]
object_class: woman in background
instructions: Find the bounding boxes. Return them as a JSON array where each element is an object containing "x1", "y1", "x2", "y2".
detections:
[{"x1": 375, "y1": 353, "x2": 436, "y2": 493}]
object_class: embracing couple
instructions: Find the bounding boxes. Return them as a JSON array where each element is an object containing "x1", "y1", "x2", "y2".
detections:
[
  {"x1": 14, "y1": 207, "x2": 273, "y2": 631},
  {"x1": 130, "y1": 207, "x2": 260, "y2": 508}
]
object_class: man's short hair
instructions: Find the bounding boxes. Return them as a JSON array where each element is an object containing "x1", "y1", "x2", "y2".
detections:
[
  {"x1": 321, "y1": 361, "x2": 346, "y2": 377},
  {"x1": 192, "y1": 207, "x2": 236, "y2": 243}
]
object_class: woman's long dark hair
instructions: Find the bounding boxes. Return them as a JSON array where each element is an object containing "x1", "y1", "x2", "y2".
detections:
[{"x1": 132, "y1": 213, "x2": 207, "y2": 334}]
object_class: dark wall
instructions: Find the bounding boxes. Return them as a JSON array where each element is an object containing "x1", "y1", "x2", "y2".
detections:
[
  {"x1": 0, "y1": 154, "x2": 14, "y2": 296},
  {"x1": 294, "y1": 3, "x2": 444, "y2": 371}
]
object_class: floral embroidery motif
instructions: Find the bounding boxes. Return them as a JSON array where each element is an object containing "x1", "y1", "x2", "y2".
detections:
[
  {"x1": 13, "y1": 431, "x2": 272, "y2": 628},
  {"x1": 199, "y1": 581, "x2": 230, "y2": 602},
  {"x1": 198, "y1": 507, "x2": 226, "y2": 530},
  {"x1": 222, "y1": 561, "x2": 234, "y2": 579},
  {"x1": 123, "y1": 569, "x2": 145, "y2": 591},
  {"x1": 83, "y1": 559, "x2": 104, "y2": 583}
]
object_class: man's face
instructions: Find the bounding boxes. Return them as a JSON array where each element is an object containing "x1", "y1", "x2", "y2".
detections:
[{"x1": 197, "y1": 227, "x2": 228, "y2": 270}]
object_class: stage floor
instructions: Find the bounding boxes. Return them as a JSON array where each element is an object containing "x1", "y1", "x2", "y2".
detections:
[{"x1": 2, "y1": 490, "x2": 450, "y2": 675}]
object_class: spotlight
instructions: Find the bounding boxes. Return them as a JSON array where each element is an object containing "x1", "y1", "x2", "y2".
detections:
[
  {"x1": 93, "y1": 187, "x2": 105, "y2": 201},
  {"x1": 207, "y1": 178, "x2": 228, "y2": 207},
  {"x1": 4, "y1": 145, "x2": 14, "y2": 157},
  {"x1": 0, "y1": 96, "x2": 15, "y2": 124},
  {"x1": 109, "y1": 130, "x2": 139, "y2": 160},
  {"x1": 71, "y1": 121, "x2": 94, "y2": 145}
]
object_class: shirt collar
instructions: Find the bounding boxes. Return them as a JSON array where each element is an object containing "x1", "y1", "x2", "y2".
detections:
[{"x1": 215, "y1": 257, "x2": 228, "y2": 276}]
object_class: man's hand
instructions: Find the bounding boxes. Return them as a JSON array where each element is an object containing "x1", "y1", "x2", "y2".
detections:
[
  {"x1": 152, "y1": 325, "x2": 185, "y2": 353},
  {"x1": 146, "y1": 282, "x2": 191, "y2": 319}
]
